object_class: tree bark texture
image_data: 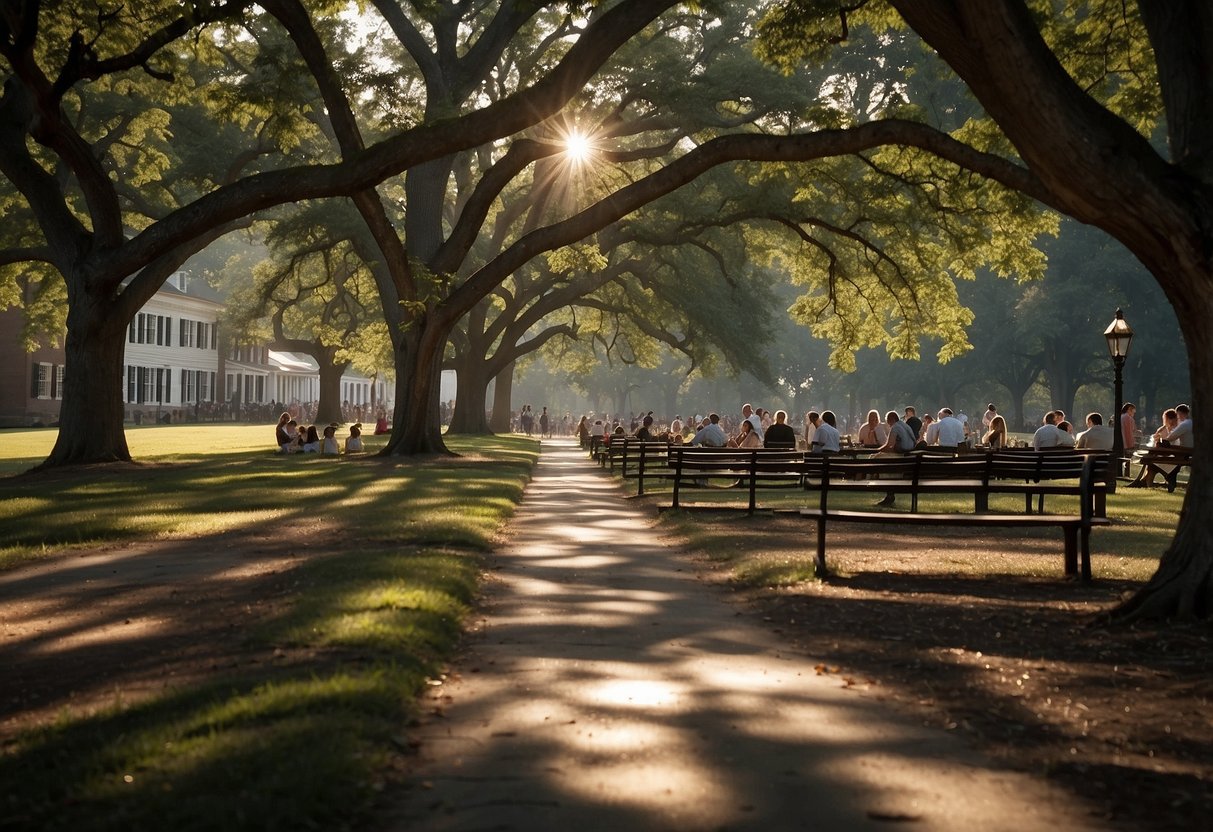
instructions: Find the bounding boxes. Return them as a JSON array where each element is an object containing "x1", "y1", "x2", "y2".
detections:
[
  {"x1": 447, "y1": 353, "x2": 492, "y2": 434},
  {"x1": 39, "y1": 292, "x2": 131, "y2": 467},
  {"x1": 380, "y1": 324, "x2": 451, "y2": 456},
  {"x1": 315, "y1": 358, "x2": 348, "y2": 426},
  {"x1": 489, "y1": 362, "x2": 515, "y2": 434}
]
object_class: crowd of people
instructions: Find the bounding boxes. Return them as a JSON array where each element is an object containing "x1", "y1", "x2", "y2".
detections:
[{"x1": 570, "y1": 399, "x2": 1193, "y2": 481}]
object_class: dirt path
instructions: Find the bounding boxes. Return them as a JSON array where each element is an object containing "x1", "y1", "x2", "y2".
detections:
[{"x1": 383, "y1": 439, "x2": 1110, "y2": 831}]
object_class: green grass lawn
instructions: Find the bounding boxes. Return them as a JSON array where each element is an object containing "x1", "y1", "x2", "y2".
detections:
[{"x1": 0, "y1": 426, "x2": 537, "y2": 831}]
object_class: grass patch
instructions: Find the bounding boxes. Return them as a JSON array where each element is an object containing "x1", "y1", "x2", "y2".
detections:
[
  {"x1": 0, "y1": 428, "x2": 527, "y2": 567},
  {"x1": 658, "y1": 485, "x2": 1179, "y2": 587},
  {"x1": 0, "y1": 429, "x2": 537, "y2": 831}
]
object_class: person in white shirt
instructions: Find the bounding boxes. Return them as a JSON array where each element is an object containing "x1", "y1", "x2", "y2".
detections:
[
  {"x1": 321, "y1": 424, "x2": 340, "y2": 455},
  {"x1": 927, "y1": 408, "x2": 966, "y2": 447},
  {"x1": 804, "y1": 411, "x2": 820, "y2": 449},
  {"x1": 1074, "y1": 413, "x2": 1113, "y2": 450},
  {"x1": 982, "y1": 403, "x2": 998, "y2": 429},
  {"x1": 1032, "y1": 410, "x2": 1066, "y2": 449},
  {"x1": 811, "y1": 411, "x2": 841, "y2": 454},
  {"x1": 691, "y1": 413, "x2": 728, "y2": 447},
  {"x1": 1167, "y1": 404, "x2": 1193, "y2": 447},
  {"x1": 875, "y1": 411, "x2": 918, "y2": 506},
  {"x1": 1129, "y1": 406, "x2": 1190, "y2": 488}
]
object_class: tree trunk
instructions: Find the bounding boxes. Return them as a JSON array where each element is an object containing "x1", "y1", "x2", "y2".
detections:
[
  {"x1": 315, "y1": 358, "x2": 348, "y2": 425},
  {"x1": 447, "y1": 354, "x2": 492, "y2": 434},
  {"x1": 489, "y1": 361, "x2": 515, "y2": 433},
  {"x1": 381, "y1": 322, "x2": 450, "y2": 456},
  {"x1": 1113, "y1": 289, "x2": 1213, "y2": 620},
  {"x1": 37, "y1": 293, "x2": 131, "y2": 468}
]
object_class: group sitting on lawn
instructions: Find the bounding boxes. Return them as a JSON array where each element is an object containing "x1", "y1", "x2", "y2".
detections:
[{"x1": 275, "y1": 412, "x2": 365, "y2": 455}]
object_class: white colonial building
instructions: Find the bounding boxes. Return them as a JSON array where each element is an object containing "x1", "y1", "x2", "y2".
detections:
[{"x1": 1, "y1": 270, "x2": 394, "y2": 426}]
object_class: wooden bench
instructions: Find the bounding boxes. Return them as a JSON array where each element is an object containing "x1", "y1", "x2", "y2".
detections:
[
  {"x1": 663, "y1": 447, "x2": 810, "y2": 513},
  {"x1": 800, "y1": 455, "x2": 1110, "y2": 581},
  {"x1": 1129, "y1": 445, "x2": 1193, "y2": 492},
  {"x1": 782, "y1": 450, "x2": 1111, "y2": 517},
  {"x1": 595, "y1": 437, "x2": 626, "y2": 469},
  {"x1": 616, "y1": 439, "x2": 674, "y2": 496}
]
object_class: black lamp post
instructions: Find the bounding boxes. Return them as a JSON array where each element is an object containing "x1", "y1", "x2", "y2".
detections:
[{"x1": 1104, "y1": 308, "x2": 1134, "y2": 485}]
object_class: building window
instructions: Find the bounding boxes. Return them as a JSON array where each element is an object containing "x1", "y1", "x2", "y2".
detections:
[
  {"x1": 30, "y1": 362, "x2": 51, "y2": 399},
  {"x1": 141, "y1": 368, "x2": 155, "y2": 404},
  {"x1": 54, "y1": 365, "x2": 64, "y2": 400},
  {"x1": 142, "y1": 315, "x2": 156, "y2": 344}
]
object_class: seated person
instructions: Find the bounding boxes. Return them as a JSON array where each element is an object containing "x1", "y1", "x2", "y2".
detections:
[
  {"x1": 811, "y1": 411, "x2": 841, "y2": 454},
  {"x1": 803, "y1": 411, "x2": 820, "y2": 450},
  {"x1": 275, "y1": 412, "x2": 292, "y2": 451},
  {"x1": 690, "y1": 413, "x2": 728, "y2": 447},
  {"x1": 1055, "y1": 420, "x2": 1076, "y2": 447},
  {"x1": 982, "y1": 414, "x2": 1008, "y2": 449},
  {"x1": 1074, "y1": 413, "x2": 1113, "y2": 450},
  {"x1": 282, "y1": 419, "x2": 301, "y2": 453},
  {"x1": 321, "y1": 424, "x2": 340, "y2": 455},
  {"x1": 763, "y1": 410, "x2": 798, "y2": 449},
  {"x1": 634, "y1": 414, "x2": 655, "y2": 440},
  {"x1": 915, "y1": 413, "x2": 934, "y2": 447},
  {"x1": 300, "y1": 425, "x2": 321, "y2": 453},
  {"x1": 345, "y1": 423, "x2": 364, "y2": 453},
  {"x1": 857, "y1": 409, "x2": 889, "y2": 448},
  {"x1": 925, "y1": 408, "x2": 965, "y2": 448},
  {"x1": 727, "y1": 419, "x2": 763, "y2": 448},
  {"x1": 1167, "y1": 403, "x2": 1193, "y2": 448},
  {"x1": 374, "y1": 414, "x2": 390, "y2": 434},
  {"x1": 1130, "y1": 408, "x2": 1187, "y2": 488},
  {"x1": 874, "y1": 411, "x2": 918, "y2": 506},
  {"x1": 1032, "y1": 410, "x2": 1066, "y2": 449}
]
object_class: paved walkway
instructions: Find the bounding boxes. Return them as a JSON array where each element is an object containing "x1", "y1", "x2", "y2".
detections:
[{"x1": 385, "y1": 439, "x2": 1104, "y2": 831}]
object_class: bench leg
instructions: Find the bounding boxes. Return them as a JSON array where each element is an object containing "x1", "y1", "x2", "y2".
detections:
[
  {"x1": 1063, "y1": 526, "x2": 1078, "y2": 577},
  {"x1": 974, "y1": 492, "x2": 988, "y2": 512},
  {"x1": 815, "y1": 517, "x2": 829, "y2": 577},
  {"x1": 1080, "y1": 527, "x2": 1092, "y2": 582}
]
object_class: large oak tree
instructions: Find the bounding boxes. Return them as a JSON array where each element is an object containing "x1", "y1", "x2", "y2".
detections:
[
  {"x1": 0, "y1": 0, "x2": 674, "y2": 466},
  {"x1": 752, "y1": 0, "x2": 1211, "y2": 618}
]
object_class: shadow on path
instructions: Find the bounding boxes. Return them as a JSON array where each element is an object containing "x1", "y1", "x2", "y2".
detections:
[{"x1": 384, "y1": 439, "x2": 1107, "y2": 831}]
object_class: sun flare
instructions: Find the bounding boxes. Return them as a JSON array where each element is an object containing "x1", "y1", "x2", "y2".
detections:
[{"x1": 564, "y1": 130, "x2": 592, "y2": 163}]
